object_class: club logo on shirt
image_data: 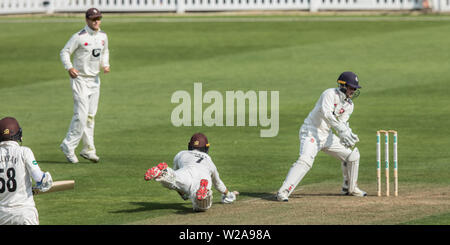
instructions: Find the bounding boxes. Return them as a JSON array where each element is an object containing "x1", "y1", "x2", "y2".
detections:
[
  {"x1": 92, "y1": 48, "x2": 101, "y2": 57},
  {"x1": 339, "y1": 108, "x2": 345, "y2": 114}
]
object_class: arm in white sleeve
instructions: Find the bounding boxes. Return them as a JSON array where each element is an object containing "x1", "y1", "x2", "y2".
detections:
[
  {"x1": 339, "y1": 104, "x2": 353, "y2": 124},
  {"x1": 23, "y1": 147, "x2": 45, "y2": 182},
  {"x1": 320, "y1": 91, "x2": 348, "y2": 133},
  {"x1": 23, "y1": 147, "x2": 52, "y2": 192},
  {"x1": 101, "y1": 34, "x2": 110, "y2": 68},
  {"x1": 60, "y1": 34, "x2": 79, "y2": 70},
  {"x1": 210, "y1": 162, "x2": 227, "y2": 194}
]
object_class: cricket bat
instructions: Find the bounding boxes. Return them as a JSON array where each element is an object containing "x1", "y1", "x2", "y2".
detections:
[{"x1": 33, "y1": 180, "x2": 75, "y2": 195}]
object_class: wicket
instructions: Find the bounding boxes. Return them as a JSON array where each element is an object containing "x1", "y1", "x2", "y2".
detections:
[{"x1": 376, "y1": 130, "x2": 398, "y2": 197}]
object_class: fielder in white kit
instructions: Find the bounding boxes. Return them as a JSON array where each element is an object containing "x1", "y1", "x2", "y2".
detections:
[
  {"x1": 144, "y1": 133, "x2": 238, "y2": 212},
  {"x1": 60, "y1": 8, "x2": 110, "y2": 163},
  {"x1": 0, "y1": 117, "x2": 53, "y2": 225},
  {"x1": 277, "y1": 71, "x2": 366, "y2": 202}
]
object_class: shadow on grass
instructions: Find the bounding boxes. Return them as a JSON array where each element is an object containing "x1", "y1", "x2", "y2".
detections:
[
  {"x1": 111, "y1": 202, "x2": 192, "y2": 215},
  {"x1": 240, "y1": 191, "x2": 344, "y2": 202},
  {"x1": 240, "y1": 192, "x2": 277, "y2": 201},
  {"x1": 38, "y1": 160, "x2": 70, "y2": 165},
  {"x1": 38, "y1": 159, "x2": 100, "y2": 165},
  {"x1": 290, "y1": 193, "x2": 343, "y2": 197}
]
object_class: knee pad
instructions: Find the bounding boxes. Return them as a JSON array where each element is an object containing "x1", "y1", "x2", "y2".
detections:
[
  {"x1": 346, "y1": 147, "x2": 360, "y2": 163},
  {"x1": 295, "y1": 157, "x2": 313, "y2": 169},
  {"x1": 345, "y1": 148, "x2": 361, "y2": 193},
  {"x1": 280, "y1": 158, "x2": 312, "y2": 196}
]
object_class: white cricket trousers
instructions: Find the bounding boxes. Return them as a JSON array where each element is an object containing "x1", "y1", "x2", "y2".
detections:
[
  {"x1": 158, "y1": 165, "x2": 213, "y2": 211},
  {"x1": 0, "y1": 206, "x2": 39, "y2": 225},
  {"x1": 174, "y1": 165, "x2": 212, "y2": 199},
  {"x1": 62, "y1": 75, "x2": 100, "y2": 154},
  {"x1": 174, "y1": 165, "x2": 213, "y2": 211},
  {"x1": 279, "y1": 125, "x2": 353, "y2": 195}
]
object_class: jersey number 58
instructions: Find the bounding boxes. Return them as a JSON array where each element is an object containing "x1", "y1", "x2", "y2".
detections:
[{"x1": 0, "y1": 168, "x2": 17, "y2": 193}]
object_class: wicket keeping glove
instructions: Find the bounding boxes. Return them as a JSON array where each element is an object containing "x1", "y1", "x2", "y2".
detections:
[
  {"x1": 335, "y1": 123, "x2": 359, "y2": 148},
  {"x1": 221, "y1": 191, "x2": 237, "y2": 204},
  {"x1": 341, "y1": 133, "x2": 358, "y2": 148}
]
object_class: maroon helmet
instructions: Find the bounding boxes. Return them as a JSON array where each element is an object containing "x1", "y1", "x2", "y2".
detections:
[
  {"x1": 0, "y1": 117, "x2": 22, "y2": 142},
  {"x1": 188, "y1": 133, "x2": 210, "y2": 153}
]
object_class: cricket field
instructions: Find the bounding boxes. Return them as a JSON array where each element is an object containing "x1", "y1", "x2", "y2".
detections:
[{"x1": 0, "y1": 13, "x2": 449, "y2": 225}]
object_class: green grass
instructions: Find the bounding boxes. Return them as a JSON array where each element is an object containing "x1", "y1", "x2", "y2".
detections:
[
  {"x1": 401, "y1": 212, "x2": 450, "y2": 225},
  {"x1": 0, "y1": 14, "x2": 449, "y2": 225}
]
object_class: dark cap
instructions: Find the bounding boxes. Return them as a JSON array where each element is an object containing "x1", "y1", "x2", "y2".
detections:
[
  {"x1": 0, "y1": 117, "x2": 21, "y2": 141},
  {"x1": 337, "y1": 71, "x2": 362, "y2": 89},
  {"x1": 85, "y1": 8, "x2": 102, "y2": 20},
  {"x1": 188, "y1": 133, "x2": 210, "y2": 149}
]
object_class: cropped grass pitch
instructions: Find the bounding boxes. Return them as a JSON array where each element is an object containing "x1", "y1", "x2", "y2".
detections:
[{"x1": 0, "y1": 14, "x2": 449, "y2": 224}]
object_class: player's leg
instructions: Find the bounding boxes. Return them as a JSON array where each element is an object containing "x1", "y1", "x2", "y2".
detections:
[
  {"x1": 190, "y1": 167, "x2": 213, "y2": 212},
  {"x1": 61, "y1": 77, "x2": 89, "y2": 163},
  {"x1": 144, "y1": 163, "x2": 188, "y2": 193},
  {"x1": 322, "y1": 134, "x2": 366, "y2": 196},
  {"x1": 341, "y1": 161, "x2": 349, "y2": 194},
  {"x1": 81, "y1": 78, "x2": 100, "y2": 162},
  {"x1": 277, "y1": 130, "x2": 319, "y2": 201}
]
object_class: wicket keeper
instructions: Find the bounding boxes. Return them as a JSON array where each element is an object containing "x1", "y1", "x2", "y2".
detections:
[{"x1": 277, "y1": 71, "x2": 366, "y2": 201}]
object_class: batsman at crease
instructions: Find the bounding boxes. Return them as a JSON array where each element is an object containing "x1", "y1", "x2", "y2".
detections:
[
  {"x1": 276, "y1": 71, "x2": 366, "y2": 202},
  {"x1": 0, "y1": 117, "x2": 53, "y2": 225}
]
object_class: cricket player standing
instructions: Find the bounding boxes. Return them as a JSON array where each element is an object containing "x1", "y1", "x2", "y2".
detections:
[
  {"x1": 144, "y1": 133, "x2": 238, "y2": 212},
  {"x1": 60, "y1": 8, "x2": 110, "y2": 164},
  {"x1": 0, "y1": 117, "x2": 53, "y2": 225},
  {"x1": 277, "y1": 71, "x2": 366, "y2": 201}
]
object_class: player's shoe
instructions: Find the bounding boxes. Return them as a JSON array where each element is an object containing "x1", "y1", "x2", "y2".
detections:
[
  {"x1": 60, "y1": 143, "x2": 79, "y2": 164},
  {"x1": 276, "y1": 190, "x2": 289, "y2": 202},
  {"x1": 144, "y1": 162, "x2": 168, "y2": 181},
  {"x1": 196, "y1": 179, "x2": 209, "y2": 200},
  {"x1": 80, "y1": 151, "x2": 100, "y2": 163},
  {"x1": 342, "y1": 186, "x2": 367, "y2": 197}
]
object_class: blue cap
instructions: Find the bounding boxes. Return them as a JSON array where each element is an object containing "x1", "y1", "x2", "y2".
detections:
[{"x1": 337, "y1": 71, "x2": 361, "y2": 89}]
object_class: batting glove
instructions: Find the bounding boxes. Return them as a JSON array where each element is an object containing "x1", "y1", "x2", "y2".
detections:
[{"x1": 36, "y1": 172, "x2": 53, "y2": 192}]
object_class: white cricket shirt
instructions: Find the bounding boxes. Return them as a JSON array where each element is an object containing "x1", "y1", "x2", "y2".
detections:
[
  {"x1": 0, "y1": 141, "x2": 45, "y2": 209},
  {"x1": 60, "y1": 25, "x2": 110, "y2": 77},
  {"x1": 173, "y1": 150, "x2": 227, "y2": 194},
  {"x1": 303, "y1": 88, "x2": 354, "y2": 142}
]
